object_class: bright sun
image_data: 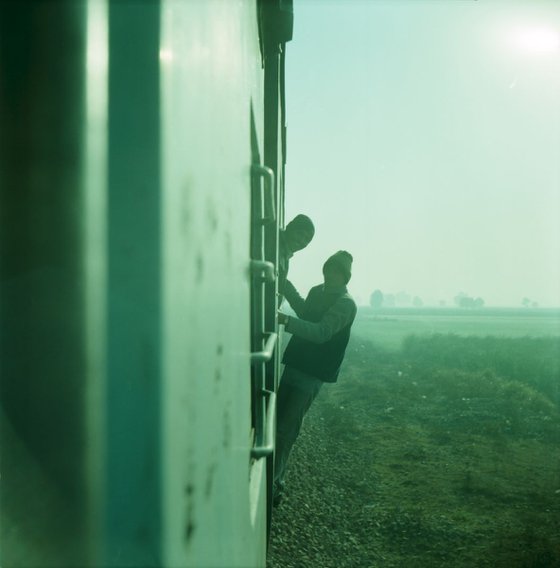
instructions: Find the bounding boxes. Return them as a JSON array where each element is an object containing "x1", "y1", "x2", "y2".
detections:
[{"x1": 515, "y1": 26, "x2": 560, "y2": 54}]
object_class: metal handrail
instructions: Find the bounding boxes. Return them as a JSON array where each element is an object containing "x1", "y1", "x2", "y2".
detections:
[
  {"x1": 251, "y1": 389, "x2": 276, "y2": 459},
  {"x1": 250, "y1": 331, "x2": 278, "y2": 364},
  {"x1": 252, "y1": 164, "x2": 275, "y2": 224},
  {"x1": 250, "y1": 259, "x2": 276, "y2": 283}
]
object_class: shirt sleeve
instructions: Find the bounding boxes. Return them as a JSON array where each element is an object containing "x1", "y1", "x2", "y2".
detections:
[
  {"x1": 283, "y1": 279, "x2": 307, "y2": 318},
  {"x1": 286, "y1": 296, "x2": 356, "y2": 344}
]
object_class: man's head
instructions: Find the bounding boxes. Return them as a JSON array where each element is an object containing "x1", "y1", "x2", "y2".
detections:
[
  {"x1": 322, "y1": 250, "x2": 353, "y2": 286},
  {"x1": 284, "y1": 214, "x2": 315, "y2": 253}
]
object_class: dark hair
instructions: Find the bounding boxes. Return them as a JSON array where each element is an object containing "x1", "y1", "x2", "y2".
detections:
[
  {"x1": 286, "y1": 214, "x2": 315, "y2": 237},
  {"x1": 323, "y1": 250, "x2": 353, "y2": 284}
]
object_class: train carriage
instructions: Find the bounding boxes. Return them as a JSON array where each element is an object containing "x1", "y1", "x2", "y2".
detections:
[{"x1": 0, "y1": 1, "x2": 293, "y2": 565}]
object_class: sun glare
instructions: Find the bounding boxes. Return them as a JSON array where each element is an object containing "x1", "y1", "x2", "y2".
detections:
[
  {"x1": 159, "y1": 48, "x2": 174, "y2": 64},
  {"x1": 515, "y1": 26, "x2": 560, "y2": 54}
]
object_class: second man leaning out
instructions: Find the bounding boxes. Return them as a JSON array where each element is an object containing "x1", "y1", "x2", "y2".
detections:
[{"x1": 275, "y1": 250, "x2": 357, "y2": 504}]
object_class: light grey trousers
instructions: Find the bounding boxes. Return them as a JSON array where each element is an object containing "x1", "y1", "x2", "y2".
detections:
[{"x1": 274, "y1": 366, "x2": 323, "y2": 484}]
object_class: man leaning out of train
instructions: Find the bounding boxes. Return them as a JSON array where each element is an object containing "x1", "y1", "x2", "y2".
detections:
[
  {"x1": 274, "y1": 250, "x2": 357, "y2": 505},
  {"x1": 278, "y1": 214, "x2": 315, "y2": 301}
]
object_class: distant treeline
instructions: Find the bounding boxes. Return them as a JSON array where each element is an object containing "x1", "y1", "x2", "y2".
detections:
[
  {"x1": 359, "y1": 306, "x2": 560, "y2": 318},
  {"x1": 369, "y1": 290, "x2": 549, "y2": 311}
]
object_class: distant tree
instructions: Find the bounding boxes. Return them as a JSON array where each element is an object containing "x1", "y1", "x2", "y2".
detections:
[
  {"x1": 522, "y1": 297, "x2": 531, "y2": 308},
  {"x1": 454, "y1": 292, "x2": 484, "y2": 309},
  {"x1": 384, "y1": 293, "x2": 396, "y2": 307},
  {"x1": 454, "y1": 292, "x2": 467, "y2": 307},
  {"x1": 412, "y1": 296, "x2": 423, "y2": 308},
  {"x1": 396, "y1": 291, "x2": 411, "y2": 307},
  {"x1": 370, "y1": 289, "x2": 384, "y2": 310},
  {"x1": 532, "y1": 301, "x2": 539, "y2": 308},
  {"x1": 439, "y1": 300, "x2": 447, "y2": 307}
]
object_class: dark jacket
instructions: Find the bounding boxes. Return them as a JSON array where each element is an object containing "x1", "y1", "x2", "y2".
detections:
[
  {"x1": 277, "y1": 230, "x2": 291, "y2": 301},
  {"x1": 282, "y1": 282, "x2": 357, "y2": 383}
]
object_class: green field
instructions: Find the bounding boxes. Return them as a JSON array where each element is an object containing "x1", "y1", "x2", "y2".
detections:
[
  {"x1": 353, "y1": 308, "x2": 560, "y2": 351},
  {"x1": 269, "y1": 309, "x2": 560, "y2": 567}
]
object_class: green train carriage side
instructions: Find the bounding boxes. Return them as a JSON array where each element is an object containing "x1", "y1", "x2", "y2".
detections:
[{"x1": 0, "y1": 1, "x2": 292, "y2": 566}]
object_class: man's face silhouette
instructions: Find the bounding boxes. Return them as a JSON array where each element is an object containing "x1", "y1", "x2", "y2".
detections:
[{"x1": 285, "y1": 226, "x2": 313, "y2": 253}]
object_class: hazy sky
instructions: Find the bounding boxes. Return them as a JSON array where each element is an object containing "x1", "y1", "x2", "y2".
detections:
[{"x1": 284, "y1": 0, "x2": 560, "y2": 307}]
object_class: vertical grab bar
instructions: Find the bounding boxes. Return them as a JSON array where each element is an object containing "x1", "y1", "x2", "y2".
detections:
[
  {"x1": 252, "y1": 164, "x2": 275, "y2": 224},
  {"x1": 250, "y1": 389, "x2": 276, "y2": 459},
  {"x1": 250, "y1": 163, "x2": 277, "y2": 460}
]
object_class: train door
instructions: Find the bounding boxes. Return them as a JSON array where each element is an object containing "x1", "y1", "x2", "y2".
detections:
[{"x1": 258, "y1": 0, "x2": 294, "y2": 542}]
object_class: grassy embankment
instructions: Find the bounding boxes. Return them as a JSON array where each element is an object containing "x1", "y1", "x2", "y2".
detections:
[{"x1": 269, "y1": 311, "x2": 560, "y2": 567}]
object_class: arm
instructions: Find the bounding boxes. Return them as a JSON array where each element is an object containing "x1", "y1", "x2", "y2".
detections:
[
  {"x1": 282, "y1": 279, "x2": 307, "y2": 318},
  {"x1": 285, "y1": 296, "x2": 356, "y2": 344}
]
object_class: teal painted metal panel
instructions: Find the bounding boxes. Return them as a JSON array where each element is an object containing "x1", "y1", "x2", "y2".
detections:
[
  {"x1": 0, "y1": 2, "x2": 88, "y2": 565},
  {"x1": 105, "y1": 1, "x2": 162, "y2": 565},
  {"x1": 159, "y1": 1, "x2": 269, "y2": 565},
  {"x1": 0, "y1": 1, "x2": 285, "y2": 566}
]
